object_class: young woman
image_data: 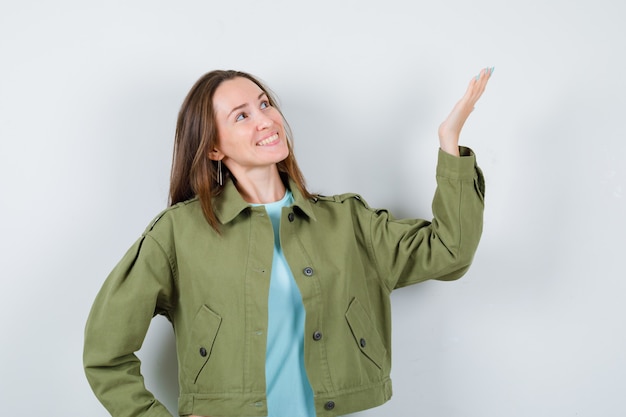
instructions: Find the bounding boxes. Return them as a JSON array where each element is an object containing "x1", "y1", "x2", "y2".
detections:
[{"x1": 84, "y1": 68, "x2": 492, "y2": 417}]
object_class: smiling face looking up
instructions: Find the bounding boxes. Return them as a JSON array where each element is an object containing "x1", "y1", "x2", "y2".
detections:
[{"x1": 210, "y1": 76, "x2": 290, "y2": 184}]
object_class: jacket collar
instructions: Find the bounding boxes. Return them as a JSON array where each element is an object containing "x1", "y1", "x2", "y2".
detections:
[{"x1": 213, "y1": 178, "x2": 317, "y2": 225}]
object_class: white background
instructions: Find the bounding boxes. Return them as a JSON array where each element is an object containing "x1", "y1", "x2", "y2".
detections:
[{"x1": 1, "y1": 0, "x2": 625, "y2": 416}]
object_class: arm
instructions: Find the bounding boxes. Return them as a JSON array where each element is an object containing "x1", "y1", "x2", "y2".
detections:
[
  {"x1": 369, "y1": 68, "x2": 492, "y2": 290},
  {"x1": 83, "y1": 234, "x2": 176, "y2": 417},
  {"x1": 369, "y1": 148, "x2": 485, "y2": 290}
]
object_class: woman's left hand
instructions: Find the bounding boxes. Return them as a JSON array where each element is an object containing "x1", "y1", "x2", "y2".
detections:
[{"x1": 438, "y1": 67, "x2": 494, "y2": 156}]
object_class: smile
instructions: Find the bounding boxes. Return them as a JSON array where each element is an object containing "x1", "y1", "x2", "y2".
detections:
[{"x1": 256, "y1": 133, "x2": 279, "y2": 146}]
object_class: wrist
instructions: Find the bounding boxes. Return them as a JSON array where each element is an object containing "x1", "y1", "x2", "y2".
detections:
[{"x1": 439, "y1": 140, "x2": 460, "y2": 157}]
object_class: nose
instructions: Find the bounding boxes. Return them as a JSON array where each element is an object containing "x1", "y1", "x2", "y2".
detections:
[{"x1": 256, "y1": 112, "x2": 273, "y2": 130}]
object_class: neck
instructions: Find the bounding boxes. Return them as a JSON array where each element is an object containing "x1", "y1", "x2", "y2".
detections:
[{"x1": 230, "y1": 165, "x2": 287, "y2": 204}]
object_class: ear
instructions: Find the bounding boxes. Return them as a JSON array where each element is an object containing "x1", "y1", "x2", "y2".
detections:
[{"x1": 208, "y1": 148, "x2": 224, "y2": 161}]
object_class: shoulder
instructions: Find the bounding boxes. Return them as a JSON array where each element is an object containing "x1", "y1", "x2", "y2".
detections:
[
  {"x1": 311, "y1": 192, "x2": 379, "y2": 220},
  {"x1": 315, "y1": 192, "x2": 371, "y2": 207},
  {"x1": 142, "y1": 197, "x2": 204, "y2": 236}
]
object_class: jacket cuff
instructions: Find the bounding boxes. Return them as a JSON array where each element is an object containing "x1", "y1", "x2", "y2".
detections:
[{"x1": 436, "y1": 146, "x2": 478, "y2": 180}]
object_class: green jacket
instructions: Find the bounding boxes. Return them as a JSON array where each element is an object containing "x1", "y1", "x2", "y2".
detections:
[{"x1": 84, "y1": 148, "x2": 485, "y2": 417}]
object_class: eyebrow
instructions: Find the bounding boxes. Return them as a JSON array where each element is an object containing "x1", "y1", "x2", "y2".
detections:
[{"x1": 228, "y1": 92, "x2": 267, "y2": 118}]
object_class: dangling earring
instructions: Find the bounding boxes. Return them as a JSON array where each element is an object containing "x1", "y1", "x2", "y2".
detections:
[{"x1": 217, "y1": 159, "x2": 223, "y2": 186}]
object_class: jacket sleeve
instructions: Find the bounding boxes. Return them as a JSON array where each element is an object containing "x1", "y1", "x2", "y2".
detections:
[
  {"x1": 83, "y1": 231, "x2": 176, "y2": 417},
  {"x1": 367, "y1": 147, "x2": 485, "y2": 291}
]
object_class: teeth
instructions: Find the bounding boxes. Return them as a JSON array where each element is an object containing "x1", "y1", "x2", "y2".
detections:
[{"x1": 257, "y1": 134, "x2": 278, "y2": 146}]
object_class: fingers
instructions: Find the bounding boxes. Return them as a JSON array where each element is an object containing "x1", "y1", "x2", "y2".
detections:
[
  {"x1": 464, "y1": 67, "x2": 494, "y2": 105},
  {"x1": 472, "y1": 67, "x2": 494, "y2": 88}
]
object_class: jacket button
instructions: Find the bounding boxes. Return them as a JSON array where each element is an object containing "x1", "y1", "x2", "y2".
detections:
[
  {"x1": 312, "y1": 331, "x2": 323, "y2": 341},
  {"x1": 303, "y1": 267, "x2": 314, "y2": 276},
  {"x1": 199, "y1": 347, "x2": 207, "y2": 357},
  {"x1": 288, "y1": 212, "x2": 295, "y2": 222},
  {"x1": 324, "y1": 401, "x2": 335, "y2": 410},
  {"x1": 360, "y1": 338, "x2": 366, "y2": 348}
]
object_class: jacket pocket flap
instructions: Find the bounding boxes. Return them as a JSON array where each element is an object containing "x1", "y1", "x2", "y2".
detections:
[
  {"x1": 186, "y1": 304, "x2": 222, "y2": 383},
  {"x1": 345, "y1": 298, "x2": 386, "y2": 370}
]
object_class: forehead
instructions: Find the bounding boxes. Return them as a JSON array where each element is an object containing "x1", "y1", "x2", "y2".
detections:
[{"x1": 213, "y1": 77, "x2": 264, "y2": 114}]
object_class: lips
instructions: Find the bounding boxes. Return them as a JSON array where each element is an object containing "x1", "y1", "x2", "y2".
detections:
[{"x1": 256, "y1": 133, "x2": 279, "y2": 146}]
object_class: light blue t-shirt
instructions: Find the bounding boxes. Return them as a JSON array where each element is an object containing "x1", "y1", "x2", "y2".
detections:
[{"x1": 258, "y1": 190, "x2": 316, "y2": 417}]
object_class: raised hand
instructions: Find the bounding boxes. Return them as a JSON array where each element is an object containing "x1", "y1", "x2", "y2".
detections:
[{"x1": 438, "y1": 67, "x2": 494, "y2": 156}]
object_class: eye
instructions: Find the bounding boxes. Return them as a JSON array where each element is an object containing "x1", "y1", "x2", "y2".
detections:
[
  {"x1": 235, "y1": 112, "x2": 247, "y2": 122},
  {"x1": 260, "y1": 100, "x2": 270, "y2": 109}
]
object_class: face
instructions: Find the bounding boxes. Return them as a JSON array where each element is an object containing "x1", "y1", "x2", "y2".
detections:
[{"x1": 211, "y1": 77, "x2": 289, "y2": 179}]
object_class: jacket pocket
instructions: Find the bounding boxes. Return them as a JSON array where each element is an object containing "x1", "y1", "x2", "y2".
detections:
[
  {"x1": 183, "y1": 304, "x2": 222, "y2": 384},
  {"x1": 345, "y1": 298, "x2": 386, "y2": 370}
]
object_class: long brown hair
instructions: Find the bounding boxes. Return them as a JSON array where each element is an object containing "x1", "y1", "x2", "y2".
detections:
[{"x1": 169, "y1": 70, "x2": 313, "y2": 232}]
